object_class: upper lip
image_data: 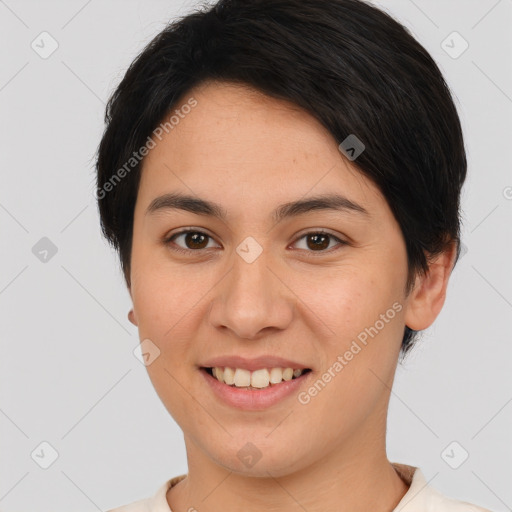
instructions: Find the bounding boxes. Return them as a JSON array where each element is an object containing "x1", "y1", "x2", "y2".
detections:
[{"x1": 200, "y1": 355, "x2": 310, "y2": 372}]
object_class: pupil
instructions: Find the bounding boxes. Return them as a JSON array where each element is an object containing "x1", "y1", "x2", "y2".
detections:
[
  {"x1": 186, "y1": 232, "x2": 207, "y2": 249},
  {"x1": 308, "y1": 234, "x2": 329, "y2": 250}
]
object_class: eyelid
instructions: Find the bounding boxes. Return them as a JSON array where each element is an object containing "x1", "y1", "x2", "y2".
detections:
[
  {"x1": 163, "y1": 227, "x2": 221, "y2": 253},
  {"x1": 290, "y1": 229, "x2": 347, "y2": 255}
]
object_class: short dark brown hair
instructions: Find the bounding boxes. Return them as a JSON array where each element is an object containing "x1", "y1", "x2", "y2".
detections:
[{"x1": 95, "y1": 0, "x2": 467, "y2": 357}]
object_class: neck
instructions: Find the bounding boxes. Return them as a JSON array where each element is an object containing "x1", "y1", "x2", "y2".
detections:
[{"x1": 167, "y1": 418, "x2": 410, "y2": 512}]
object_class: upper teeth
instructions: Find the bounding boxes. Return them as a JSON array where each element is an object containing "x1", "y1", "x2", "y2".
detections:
[{"x1": 211, "y1": 367, "x2": 306, "y2": 388}]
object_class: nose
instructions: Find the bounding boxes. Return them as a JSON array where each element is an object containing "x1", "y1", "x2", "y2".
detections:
[{"x1": 207, "y1": 247, "x2": 294, "y2": 339}]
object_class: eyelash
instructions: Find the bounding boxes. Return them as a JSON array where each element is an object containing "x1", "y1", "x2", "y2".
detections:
[{"x1": 163, "y1": 228, "x2": 347, "y2": 257}]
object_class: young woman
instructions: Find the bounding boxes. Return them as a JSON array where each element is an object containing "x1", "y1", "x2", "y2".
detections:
[{"x1": 96, "y1": 1, "x2": 492, "y2": 510}]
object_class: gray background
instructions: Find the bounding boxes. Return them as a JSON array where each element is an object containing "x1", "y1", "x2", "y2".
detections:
[{"x1": 0, "y1": 0, "x2": 511, "y2": 510}]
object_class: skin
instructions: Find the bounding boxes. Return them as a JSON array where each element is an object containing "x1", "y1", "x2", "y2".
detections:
[{"x1": 127, "y1": 80, "x2": 456, "y2": 512}]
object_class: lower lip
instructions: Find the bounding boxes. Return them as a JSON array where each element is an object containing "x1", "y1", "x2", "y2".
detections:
[{"x1": 200, "y1": 368, "x2": 312, "y2": 411}]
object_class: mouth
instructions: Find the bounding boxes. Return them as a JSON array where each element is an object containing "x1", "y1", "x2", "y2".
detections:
[{"x1": 201, "y1": 366, "x2": 312, "y2": 390}]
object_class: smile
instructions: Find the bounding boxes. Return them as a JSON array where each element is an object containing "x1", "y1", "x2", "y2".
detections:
[{"x1": 204, "y1": 366, "x2": 312, "y2": 390}]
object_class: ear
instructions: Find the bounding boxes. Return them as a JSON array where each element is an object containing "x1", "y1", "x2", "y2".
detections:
[
  {"x1": 403, "y1": 241, "x2": 458, "y2": 331},
  {"x1": 128, "y1": 308, "x2": 138, "y2": 326},
  {"x1": 126, "y1": 278, "x2": 138, "y2": 326}
]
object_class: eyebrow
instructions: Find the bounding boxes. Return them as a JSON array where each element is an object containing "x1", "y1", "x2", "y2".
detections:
[{"x1": 145, "y1": 192, "x2": 369, "y2": 223}]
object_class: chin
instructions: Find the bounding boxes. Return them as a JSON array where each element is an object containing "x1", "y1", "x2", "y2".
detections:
[{"x1": 208, "y1": 438, "x2": 310, "y2": 478}]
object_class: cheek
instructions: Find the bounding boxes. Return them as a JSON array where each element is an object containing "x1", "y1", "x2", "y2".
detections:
[
  {"x1": 292, "y1": 259, "x2": 405, "y2": 344},
  {"x1": 129, "y1": 250, "x2": 216, "y2": 382},
  {"x1": 293, "y1": 254, "x2": 406, "y2": 398},
  {"x1": 130, "y1": 262, "x2": 202, "y2": 421},
  {"x1": 297, "y1": 285, "x2": 404, "y2": 446},
  {"x1": 130, "y1": 243, "x2": 195, "y2": 339}
]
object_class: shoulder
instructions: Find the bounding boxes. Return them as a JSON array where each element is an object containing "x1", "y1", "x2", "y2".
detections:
[
  {"x1": 427, "y1": 489, "x2": 492, "y2": 511},
  {"x1": 392, "y1": 463, "x2": 493, "y2": 512},
  {"x1": 106, "y1": 496, "x2": 152, "y2": 512},
  {"x1": 106, "y1": 475, "x2": 186, "y2": 512},
  {"x1": 426, "y1": 484, "x2": 492, "y2": 512},
  {"x1": 106, "y1": 497, "x2": 151, "y2": 512}
]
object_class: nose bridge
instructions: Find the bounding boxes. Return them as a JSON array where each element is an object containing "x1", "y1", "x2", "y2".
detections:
[{"x1": 208, "y1": 239, "x2": 293, "y2": 338}]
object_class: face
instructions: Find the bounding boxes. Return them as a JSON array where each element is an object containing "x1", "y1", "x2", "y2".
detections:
[{"x1": 128, "y1": 80, "x2": 417, "y2": 477}]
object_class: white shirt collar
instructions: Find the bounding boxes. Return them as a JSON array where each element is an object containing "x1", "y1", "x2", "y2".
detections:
[{"x1": 115, "y1": 463, "x2": 491, "y2": 512}]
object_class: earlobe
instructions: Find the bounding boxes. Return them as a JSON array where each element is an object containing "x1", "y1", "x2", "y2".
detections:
[
  {"x1": 128, "y1": 308, "x2": 138, "y2": 326},
  {"x1": 403, "y1": 241, "x2": 458, "y2": 331}
]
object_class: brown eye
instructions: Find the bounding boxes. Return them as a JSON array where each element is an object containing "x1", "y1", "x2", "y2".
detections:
[
  {"x1": 182, "y1": 232, "x2": 209, "y2": 249},
  {"x1": 164, "y1": 229, "x2": 346, "y2": 256},
  {"x1": 293, "y1": 230, "x2": 346, "y2": 254},
  {"x1": 305, "y1": 233, "x2": 330, "y2": 251},
  {"x1": 165, "y1": 229, "x2": 220, "y2": 253}
]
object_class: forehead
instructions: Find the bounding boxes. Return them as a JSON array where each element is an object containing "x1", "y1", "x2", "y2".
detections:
[{"x1": 137, "y1": 80, "x2": 383, "y2": 219}]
